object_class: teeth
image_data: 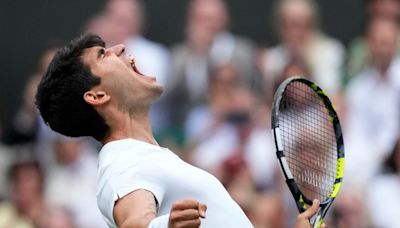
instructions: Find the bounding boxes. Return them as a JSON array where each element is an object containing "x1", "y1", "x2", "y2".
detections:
[{"x1": 129, "y1": 55, "x2": 135, "y2": 66}]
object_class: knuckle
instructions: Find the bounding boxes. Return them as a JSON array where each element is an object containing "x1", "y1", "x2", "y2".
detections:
[
  {"x1": 186, "y1": 198, "x2": 198, "y2": 204},
  {"x1": 170, "y1": 213, "x2": 179, "y2": 221},
  {"x1": 196, "y1": 218, "x2": 201, "y2": 226}
]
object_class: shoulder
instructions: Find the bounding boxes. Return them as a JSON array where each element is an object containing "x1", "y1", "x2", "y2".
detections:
[
  {"x1": 97, "y1": 141, "x2": 175, "y2": 226},
  {"x1": 311, "y1": 33, "x2": 345, "y2": 56}
]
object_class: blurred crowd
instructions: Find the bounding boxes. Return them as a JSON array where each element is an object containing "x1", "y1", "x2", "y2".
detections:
[{"x1": 1, "y1": 0, "x2": 400, "y2": 227}]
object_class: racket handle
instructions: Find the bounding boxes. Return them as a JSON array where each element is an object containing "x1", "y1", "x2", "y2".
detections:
[{"x1": 312, "y1": 215, "x2": 323, "y2": 228}]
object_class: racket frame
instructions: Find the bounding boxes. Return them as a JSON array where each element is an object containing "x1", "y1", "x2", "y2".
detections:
[{"x1": 271, "y1": 77, "x2": 345, "y2": 227}]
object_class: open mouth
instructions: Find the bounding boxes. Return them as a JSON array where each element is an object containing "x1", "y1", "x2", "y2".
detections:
[
  {"x1": 127, "y1": 55, "x2": 157, "y2": 83},
  {"x1": 129, "y1": 55, "x2": 146, "y2": 76}
]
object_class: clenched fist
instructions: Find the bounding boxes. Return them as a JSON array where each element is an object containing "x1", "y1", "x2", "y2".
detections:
[{"x1": 168, "y1": 199, "x2": 207, "y2": 228}]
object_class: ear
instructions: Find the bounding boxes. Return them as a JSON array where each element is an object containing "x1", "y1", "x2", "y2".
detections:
[{"x1": 83, "y1": 90, "x2": 111, "y2": 106}]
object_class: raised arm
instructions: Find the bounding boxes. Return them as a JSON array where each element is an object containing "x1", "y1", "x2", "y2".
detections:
[
  {"x1": 113, "y1": 189, "x2": 157, "y2": 228},
  {"x1": 113, "y1": 189, "x2": 207, "y2": 228}
]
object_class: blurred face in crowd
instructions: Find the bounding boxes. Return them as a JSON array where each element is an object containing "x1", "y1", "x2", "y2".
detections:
[
  {"x1": 368, "y1": 0, "x2": 400, "y2": 20},
  {"x1": 208, "y1": 64, "x2": 238, "y2": 115},
  {"x1": 367, "y1": 17, "x2": 398, "y2": 72},
  {"x1": 186, "y1": 0, "x2": 228, "y2": 52},
  {"x1": 330, "y1": 190, "x2": 365, "y2": 228},
  {"x1": 54, "y1": 137, "x2": 83, "y2": 165},
  {"x1": 248, "y1": 193, "x2": 285, "y2": 228},
  {"x1": 281, "y1": 59, "x2": 311, "y2": 81},
  {"x1": 278, "y1": 0, "x2": 316, "y2": 54},
  {"x1": 81, "y1": 43, "x2": 163, "y2": 115},
  {"x1": 103, "y1": 0, "x2": 143, "y2": 45},
  {"x1": 10, "y1": 164, "x2": 43, "y2": 211},
  {"x1": 43, "y1": 207, "x2": 75, "y2": 228},
  {"x1": 24, "y1": 48, "x2": 58, "y2": 112}
]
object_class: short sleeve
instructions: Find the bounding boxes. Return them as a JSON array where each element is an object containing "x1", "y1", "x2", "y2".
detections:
[{"x1": 97, "y1": 157, "x2": 166, "y2": 227}]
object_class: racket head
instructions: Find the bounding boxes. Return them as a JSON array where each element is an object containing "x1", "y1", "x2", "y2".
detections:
[{"x1": 271, "y1": 77, "x2": 344, "y2": 214}]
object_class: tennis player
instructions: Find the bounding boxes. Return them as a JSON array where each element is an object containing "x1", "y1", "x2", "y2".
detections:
[{"x1": 36, "y1": 34, "x2": 323, "y2": 228}]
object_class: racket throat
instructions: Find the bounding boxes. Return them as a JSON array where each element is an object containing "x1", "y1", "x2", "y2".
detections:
[{"x1": 286, "y1": 179, "x2": 310, "y2": 213}]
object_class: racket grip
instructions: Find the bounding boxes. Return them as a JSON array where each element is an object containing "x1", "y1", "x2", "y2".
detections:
[{"x1": 312, "y1": 215, "x2": 323, "y2": 228}]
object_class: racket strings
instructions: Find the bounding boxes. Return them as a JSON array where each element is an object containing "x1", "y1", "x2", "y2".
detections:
[{"x1": 279, "y1": 81, "x2": 337, "y2": 201}]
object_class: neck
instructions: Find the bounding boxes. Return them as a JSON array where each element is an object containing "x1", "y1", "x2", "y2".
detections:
[
  {"x1": 374, "y1": 58, "x2": 392, "y2": 77},
  {"x1": 101, "y1": 108, "x2": 158, "y2": 146}
]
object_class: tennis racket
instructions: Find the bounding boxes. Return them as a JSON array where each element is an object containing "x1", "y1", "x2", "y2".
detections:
[{"x1": 271, "y1": 77, "x2": 344, "y2": 227}]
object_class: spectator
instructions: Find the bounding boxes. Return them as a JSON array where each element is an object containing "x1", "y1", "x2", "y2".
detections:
[
  {"x1": 166, "y1": 0, "x2": 258, "y2": 128},
  {"x1": 187, "y1": 65, "x2": 277, "y2": 189},
  {"x1": 2, "y1": 46, "x2": 58, "y2": 145},
  {"x1": 265, "y1": 57, "x2": 312, "y2": 103},
  {"x1": 328, "y1": 187, "x2": 371, "y2": 228},
  {"x1": 6, "y1": 161, "x2": 47, "y2": 227},
  {"x1": 366, "y1": 136, "x2": 400, "y2": 228},
  {"x1": 84, "y1": 13, "x2": 114, "y2": 48},
  {"x1": 93, "y1": 0, "x2": 171, "y2": 133},
  {"x1": 45, "y1": 135, "x2": 106, "y2": 228},
  {"x1": 0, "y1": 143, "x2": 13, "y2": 199},
  {"x1": 344, "y1": 16, "x2": 400, "y2": 186},
  {"x1": 41, "y1": 205, "x2": 75, "y2": 228},
  {"x1": 1, "y1": 46, "x2": 60, "y2": 170},
  {"x1": 259, "y1": 0, "x2": 345, "y2": 96},
  {"x1": 0, "y1": 202, "x2": 32, "y2": 228},
  {"x1": 247, "y1": 191, "x2": 285, "y2": 228},
  {"x1": 99, "y1": 0, "x2": 170, "y2": 86},
  {"x1": 345, "y1": 0, "x2": 400, "y2": 85}
]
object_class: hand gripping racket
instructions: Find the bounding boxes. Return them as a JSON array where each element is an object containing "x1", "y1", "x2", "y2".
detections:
[{"x1": 271, "y1": 77, "x2": 345, "y2": 227}]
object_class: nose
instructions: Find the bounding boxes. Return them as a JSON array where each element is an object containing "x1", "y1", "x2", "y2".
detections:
[{"x1": 106, "y1": 44, "x2": 125, "y2": 56}]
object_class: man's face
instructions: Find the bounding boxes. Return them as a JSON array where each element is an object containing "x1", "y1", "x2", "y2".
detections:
[
  {"x1": 279, "y1": 1, "x2": 314, "y2": 54},
  {"x1": 367, "y1": 18, "x2": 398, "y2": 70},
  {"x1": 81, "y1": 44, "x2": 163, "y2": 112}
]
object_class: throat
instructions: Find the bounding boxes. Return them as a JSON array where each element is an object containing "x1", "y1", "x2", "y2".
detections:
[{"x1": 102, "y1": 111, "x2": 158, "y2": 146}]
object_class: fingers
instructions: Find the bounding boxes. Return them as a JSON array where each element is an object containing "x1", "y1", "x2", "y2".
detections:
[
  {"x1": 171, "y1": 199, "x2": 207, "y2": 217},
  {"x1": 320, "y1": 223, "x2": 327, "y2": 228},
  {"x1": 173, "y1": 209, "x2": 202, "y2": 220},
  {"x1": 198, "y1": 203, "x2": 207, "y2": 218},
  {"x1": 295, "y1": 199, "x2": 324, "y2": 228},
  {"x1": 169, "y1": 199, "x2": 207, "y2": 228},
  {"x1": 174, "y1": 218, "x2": 202, "y2": 228},
  {"x1": 172, "y1": 199, "x2": 201, "y2": 210},
  {"x1": 301, "y1": 199, "x2": 320, "y2": 219}
]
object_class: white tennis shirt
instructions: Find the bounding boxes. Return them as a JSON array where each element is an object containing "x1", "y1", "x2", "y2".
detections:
[{"x1": 96, "y1": 138, "x2": 253, "y2": 228}]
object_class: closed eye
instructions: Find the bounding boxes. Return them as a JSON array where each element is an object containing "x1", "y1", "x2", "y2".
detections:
[{"x1": 97, "y1": 48, "x2": 105, "y2": 59}]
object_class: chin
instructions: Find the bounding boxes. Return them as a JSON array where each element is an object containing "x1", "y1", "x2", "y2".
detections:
[
  {"x1": 146, "y1": 82, "x2": 163, "y2": 101},
  {"x1": 153, "y1": 83, "x2": 164, "y2": 97}
]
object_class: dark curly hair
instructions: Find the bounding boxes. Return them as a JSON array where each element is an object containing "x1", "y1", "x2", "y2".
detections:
[{"x1": 36, "y1": 34, "x2": 110, "y2": 141}]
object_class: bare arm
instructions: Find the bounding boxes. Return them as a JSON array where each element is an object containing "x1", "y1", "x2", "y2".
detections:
[
  {"x1": 113, "y1": 189, "x2": 157, "y2": 228},
  {"x1": 113, "y1": 190, "x2": 207, "y2": 228}
]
